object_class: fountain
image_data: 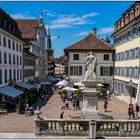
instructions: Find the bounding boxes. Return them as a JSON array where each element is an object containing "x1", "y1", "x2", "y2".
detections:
[{"x1": 70, "y1": 52, "x2": 113, "y2": 119}]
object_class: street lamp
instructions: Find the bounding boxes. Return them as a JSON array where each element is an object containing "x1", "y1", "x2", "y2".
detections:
[{"x1": 129, "y1": 79, "x2": 133, "y2": 105}]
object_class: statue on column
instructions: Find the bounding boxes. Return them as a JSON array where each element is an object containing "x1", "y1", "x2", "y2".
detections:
[{"x1": 84, "y1": 51, "x2": 97, "y2": 81}]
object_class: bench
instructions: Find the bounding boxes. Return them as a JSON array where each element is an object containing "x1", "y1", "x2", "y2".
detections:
[{"x1": 0, "y1": 109, "x2": 8, "y2": 115}]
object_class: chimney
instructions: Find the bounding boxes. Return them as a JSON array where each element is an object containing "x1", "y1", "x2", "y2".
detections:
[{"x1": 93, "y1": 28, "x2": 97, "y2": 35}]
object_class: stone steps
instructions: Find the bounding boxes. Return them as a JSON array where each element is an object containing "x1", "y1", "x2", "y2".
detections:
[{"x1": 0, "y1": 133, "x2": 140, "y2": 140}]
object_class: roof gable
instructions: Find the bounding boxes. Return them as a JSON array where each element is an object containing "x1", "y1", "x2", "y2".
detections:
[
  {"x1": 64, "y1": 33, "x2": 115, "y2": 52},
  {"x1": 16, "y1": 19, "x2": 38, "y2": 40}
]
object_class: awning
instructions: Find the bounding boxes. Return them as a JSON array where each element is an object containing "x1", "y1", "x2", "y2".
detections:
[
  {"x1": 0, "y1": 86, "x2": 23, "y2": 97},
  {"x1": 16, "y1": 82, "x2": 34, "y2": 90},
  {"x1": 40, "y1": 81, "x2": 51, "y2": 85}
]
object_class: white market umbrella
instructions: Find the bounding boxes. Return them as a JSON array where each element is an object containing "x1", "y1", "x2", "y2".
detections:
[
  {"x1": 56, "y1": 81, "x2": 66, "y2": 86},
  {"x1": 97, "y1": 83, "x2": 104, "y2": 87},
  {"x1": 61, "y1": 87, "x2": 78, "y2": 92},
  {"x1": 74, "y1": 81, "x2": 84, "y2": 87}
]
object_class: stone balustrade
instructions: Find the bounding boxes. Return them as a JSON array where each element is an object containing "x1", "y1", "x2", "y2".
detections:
[{"x1": 35, "y1": 118, "x2": 140, "y2": 137}]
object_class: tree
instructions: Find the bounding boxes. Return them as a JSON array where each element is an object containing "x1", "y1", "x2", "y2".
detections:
[{"x1": 18, "y1": 96, "x2": 25, "y2": 114}]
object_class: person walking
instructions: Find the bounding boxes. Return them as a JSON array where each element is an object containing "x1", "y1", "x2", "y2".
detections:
[
  {"x1": 128, "y1": 106, "x2": 131, "y2": 119},
  {"x1": 72, "y1": 99, "x2": 76, "y2": 110},
  {"x1": 60, "y1": 111, "x2": 64, "y2": 119},
  {"x1": 129, "y1": 104, "x2": 135, "y2": 119},
  {"x1": 65, "y1": 98, "x2": 69, "y2": 109},
  {"x1": 76, "y1": 99, "x2": 80, "y2": 110},
  {"x1": 135, "y1": 104, "x2": 140, "y2": 118},
  {"x1": 104, "y1": 100, "x2": 108, "y2": 112}
]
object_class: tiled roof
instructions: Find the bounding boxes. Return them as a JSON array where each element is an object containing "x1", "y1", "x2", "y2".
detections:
[
  {"x1": 64, "y1": 33, "x2": 115, "y2": 52},
  {"x1": 16, "y1": 19, "x2": 38, "y2": 40}
]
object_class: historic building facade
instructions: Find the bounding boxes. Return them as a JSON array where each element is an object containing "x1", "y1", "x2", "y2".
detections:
[
  {"x1": 54, "y1": 55, "x2": 68, "y2": 75},
  {"x1": 64, "y1": 28, "x2": 115, "y2": 88},
  {"x1": 46, "y1": 26, "x2": 54, "y2": 76},
  {"x1": 16, "y1": 13, "x2": 48, "y2": 83},
  {"x1": 112, "y1": 2, "x2": 140, "y2": 97},
  {"x1": 0, "y1": 8, "x2": 24, "y2": 101},
  {"x1": 23, "y1": 50, "x2": 37, "y2": 84}
]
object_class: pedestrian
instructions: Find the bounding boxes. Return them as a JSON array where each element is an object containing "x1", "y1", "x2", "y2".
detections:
[
  {"x1": 65, "y1": 98, "x2": 69, "y2": 109},
  {"x1": 72, "y1": 99, "x2": 76, "y2": 110},
  {"x1": 104, "y1": 100, "x2": 108, "y2": 112},
  {"x1": 76, "y1": 99, "x2": 80, "y2": 110},
  {"x1": 128, "y1": 106, "x2": 131, "y2": 119},
  {"x1": 129, "y1": 104, "x2": 135, "y2": 119},
  {"x1": 60, "y1": 111, "x2": 64, "y2": 119},
  {"x1": 135, "y1": 103, "x2": 140, "y2": 118}
]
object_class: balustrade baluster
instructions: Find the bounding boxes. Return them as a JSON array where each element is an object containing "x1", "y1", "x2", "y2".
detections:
[
  {"x1": 50, "y1": 121, "x2": 53, "y2": 131},
  {"x1": 54, "y1": 121, "x2": 57, "y2": 131},
  {"x1": 126, "y1": 122, "x2": 129, "y2": 132}
]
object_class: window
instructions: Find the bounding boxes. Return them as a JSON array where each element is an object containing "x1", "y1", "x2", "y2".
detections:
[
  {"x1": 73, "y1": 54, "x2": 79, "y2": 60},
  {"x1": 135, "y1": 67, "x2": 139, "y2": 79},
  {"x1": 8, "y1": 39, "x2": 11, "y2": 49},
  {"x1": 13, "y1": 54, "x2": 15, "y2": 65},
  {"x1": 4, "y1": 52, "x2": 7, "y2": 64},
  {"x1": 104, "y1": 54, "x2": 109, "y2": 61},
  {"x1": 0, "y1": 69, "x2": 2, "y2": 84},
  {"x1": 0, "y1": 51, "x2": 1, "y2": 63},
  {"x1": 70, "y1": 66, "x2": 82, "y2": 76},
  {"x1": 0, "y1": 35, "x2": 1, "y2": 46},
  {"x1": 20, "y1": 69, "x2": 22, "y2": 80},
  {"x1": 20, "y1": 56, "x2": 22, "y2": 65},
  {"x1": 9, "y1": 69, "x2": 12, "y2": 82},
  {"x1": 100, "y1": 66, "x2": 113, "y2": 76},
  {"x1": 4, "y1": 69, "x2": 7, "y2": 83},
  {"x1": 135, "y1": 48, "x2": 139, "y2": 58},
  {"x1": 17, "y1": 55, "x2": 19, "y2": 65},
  {"x1": 19, "y1": 45, "x2": 22, "y2": 52},
  {"x1": 17, "y1": 69, "x2": 19, "y2": 80},
  {"x1": 3, "y1": 37, "x2": 6, "y2": 47},
  {"x1": 13, "y1": 41, "x2": 15, "y2": 50},
  {"x1": 9, "y1": 54, "x2": 11, "y2": 64},
  {"x1": 16, "y1": 43, "x2": 18, "y2": 51},
  {"x1": 13, "y1": 69, "x2": 16, "y2": 81}
]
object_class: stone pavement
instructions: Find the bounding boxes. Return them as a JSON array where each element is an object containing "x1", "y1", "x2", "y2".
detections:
[
  {"x1": 0, "y1": 133, "x2": 140, "y2": 140},
  {"x1": 116, "y1": 95, "x2": 136, "y2": 104},
  {"x1": 0, "y1": 91, "x2": 131, "y2": 133}
]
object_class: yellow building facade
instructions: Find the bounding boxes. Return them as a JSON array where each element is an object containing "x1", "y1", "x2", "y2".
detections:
[{"x1": 112, "y1": 2, "x2": 140, "y2": 97}]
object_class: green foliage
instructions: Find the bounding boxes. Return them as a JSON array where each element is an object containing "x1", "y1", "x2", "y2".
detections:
[
  {"x1": 18, "y1": 96, "x2": 25, "y2": 114},
  {"x1": 30, "y1": 91, "x2": 39, "y2": 103},
  {"x1": 61, "y1": 89, "x2": 67, "y2": 95},
  {"x1": 100, "y1": 87, "x2": 107, "y2": 93}
]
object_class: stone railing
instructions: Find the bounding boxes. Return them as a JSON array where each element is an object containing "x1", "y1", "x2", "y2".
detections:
[
  {"x1": 35, "y1": 118, "x2": 140, "y2": 137},
  {"x1": 35, "y1": 119, "x2": 89, "y2": 136},
  {"x1": 96, "y1": 120, "x2": 140, "y2": 137}
]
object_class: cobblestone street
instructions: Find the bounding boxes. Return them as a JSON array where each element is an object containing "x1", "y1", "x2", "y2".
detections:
[{"x1": 0, "y1": 91, "x2": 130, "y2": 133}]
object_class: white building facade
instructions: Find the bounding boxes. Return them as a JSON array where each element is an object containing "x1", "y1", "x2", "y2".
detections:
[
  {"x1": 0, "y1": 8, "x2": 24, "y2": 101},
  {"x1": 0, "y1": 29, "x2": 23, "y2": 87},
  {"x1": 112, "y1": 2, "x2": 140, "y2": 97},
  {"x1": 64, "y1": 30, "x2": 115, "y2": 88}
]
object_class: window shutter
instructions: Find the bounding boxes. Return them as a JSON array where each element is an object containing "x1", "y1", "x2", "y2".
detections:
[
  {"x1": 79, "y1": 66, "x2": 82, "y2": 76},
  {"x1": 109, "y1": 67, "x2": 113, "y2": 76},
  {"x1": 70, "y1": 66, "x2": 73, "y2": 75},
  {"x1": 100, "y1": 66, "x2": 103, "y2": 76}
]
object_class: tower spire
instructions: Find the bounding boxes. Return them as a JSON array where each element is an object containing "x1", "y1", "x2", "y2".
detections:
[
  {"x1": 40, "y1": 10, "x2": 43, "y2": 19},
  {"x1": 47, "y1": 23, "x2": 52, "y2": 50},
  {"x1": 39, "y1": 10, "x2": 43, "y2": 25}
]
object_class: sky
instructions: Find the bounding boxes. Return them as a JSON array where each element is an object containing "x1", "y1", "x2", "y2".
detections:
[{"x1": 0, "y1": 1, "x2": 134, "y2": 57}]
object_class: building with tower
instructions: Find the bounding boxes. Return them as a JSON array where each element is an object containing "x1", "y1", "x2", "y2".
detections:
[
  {"x1": 46, "y1": 26, "x2": 55, "y2": 76},
  {"x1": 16, "y1": 12, "x2": 48, "y2": 83}
]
